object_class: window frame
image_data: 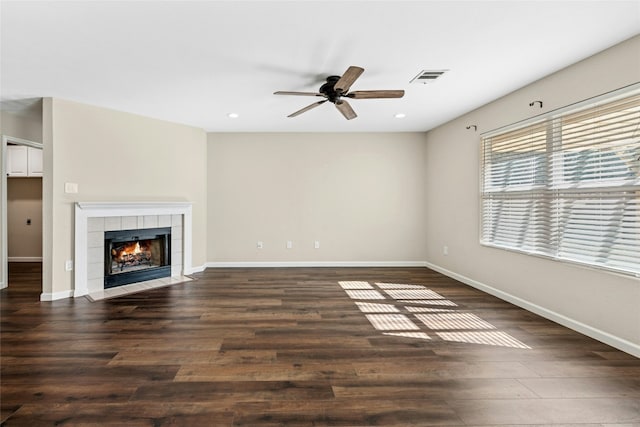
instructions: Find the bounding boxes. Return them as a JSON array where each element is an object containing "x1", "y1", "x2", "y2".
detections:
[{"x1": 479, "y1": 83, "x2": 640, "y2": 279}]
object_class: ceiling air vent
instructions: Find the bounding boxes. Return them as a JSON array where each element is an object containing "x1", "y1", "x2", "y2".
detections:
[{"x1": 410, "y1": 70, "x2": 447, "y2": 84}]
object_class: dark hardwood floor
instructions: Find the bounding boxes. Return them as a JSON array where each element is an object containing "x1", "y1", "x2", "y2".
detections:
[{"x1": 1, "y1": 262, "x2": 639, "y2": 426}]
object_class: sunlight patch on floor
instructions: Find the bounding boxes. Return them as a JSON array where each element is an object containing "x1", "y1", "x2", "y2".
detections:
[
  {"x1": 339, "y1": 280, "x2": 531, "y2": 350},
  {"x1": 339, "y1": 281, "x2": 374, "y2": 289},
  {"x1": 365, "y1": 314, "x2": 421, "y2": 331},
  {"x1": 436, "y1": 331, "x2": 531, "y2": 349},
  {"x1": 414, "y1": 312, "x2": 496, "y2": 330},
  {"x1": 383, "y1": 332, "x2": 431, "y2": 340},
  {"x1": 399, "y1": 299, "x2": 457, "y2": 306},
  {"x1": 376, "y1": 283, "x2": 429, "y2": 290},
  {"x1": 383, "y1": 289, "x2": 445, "y2": 300},
  {"x1": 405, "y1": 306, "x2": 456, "y2": 313},
  {"x1": 356, "y1": 302, "x2": 400, "y2": 313},
  {"x1": 345, "y1": 289, "x2": 385, "y2": 300}
]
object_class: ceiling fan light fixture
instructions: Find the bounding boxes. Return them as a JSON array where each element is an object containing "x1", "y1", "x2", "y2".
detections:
[
  {"x1": 227, "y1": 113, "x2": 239, "y2": 119},
  {"x1": 394, "y1": 113, "x2": 406, "y2": 119}
]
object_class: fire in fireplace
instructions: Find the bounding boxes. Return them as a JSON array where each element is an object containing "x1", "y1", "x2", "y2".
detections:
[{"x1": 104, "y1": 227, "x2": 171, "y2": 288}]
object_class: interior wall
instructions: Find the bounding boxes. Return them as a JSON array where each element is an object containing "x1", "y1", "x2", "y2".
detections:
[
  {"x1": 207, "y1": 132, "x2": 428, "y2": 264},
  {"x1": 43, "y1": 98, "x2": 207, "y2": 298},
  {"x1": 1, "y1": 107, "x2": 43, "y2": 143},
  {"x1": 7, "y1": 178, "x2": 42, "y2": 259},
  {"x1": 424, "y1": 35, "x2": 640, "y2": 354}
]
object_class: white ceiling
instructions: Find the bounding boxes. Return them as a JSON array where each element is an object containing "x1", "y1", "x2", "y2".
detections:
[{"x1": 1, "y1": 1, "x2": 639, "y2": 132}]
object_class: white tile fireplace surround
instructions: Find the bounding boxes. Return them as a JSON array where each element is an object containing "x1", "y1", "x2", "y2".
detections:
[{"x1": 74, "y1": 202, "x2": 193, "y2": 298}]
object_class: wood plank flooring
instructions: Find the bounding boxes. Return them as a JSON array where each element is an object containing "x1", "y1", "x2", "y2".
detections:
[{"x1": 2, "y1": 262, "x2": 639, "y2": 426}]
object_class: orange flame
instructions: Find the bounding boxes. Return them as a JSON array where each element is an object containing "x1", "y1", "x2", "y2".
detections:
[{"x1": 116, "y1": 241, "x2": 149, "y2": 260}]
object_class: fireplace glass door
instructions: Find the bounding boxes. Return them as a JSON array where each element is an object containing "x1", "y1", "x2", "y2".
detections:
[{"x1": 104, "y1": 227, "x2": 171, "y2": 288}]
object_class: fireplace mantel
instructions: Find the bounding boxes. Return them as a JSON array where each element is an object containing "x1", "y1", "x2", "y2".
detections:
[
  {"x1": 74, "y1": 201, "x2": 193, "y2": 297},
  {"x1": 76, "y1": 201, "x2": 193, "y2": 216}
]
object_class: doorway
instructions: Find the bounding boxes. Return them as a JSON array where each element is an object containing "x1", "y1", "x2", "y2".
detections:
[{"x1": 1, "y1": 136, "x2": 43, "y2": 290}]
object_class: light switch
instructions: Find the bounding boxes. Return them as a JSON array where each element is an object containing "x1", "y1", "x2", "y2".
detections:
[{"x1": 65, "y1": 182, "x2": 78, "y2": 193}]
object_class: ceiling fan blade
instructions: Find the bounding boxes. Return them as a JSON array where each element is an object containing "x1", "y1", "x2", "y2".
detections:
[
  {"x1": 346, "y1": 90, "x2": 405, "y2": 99},
  {"x1": 335, "y1": 100, "x2": 357, "y2": 120},
  {"x1": 274, "y1": 91, "x2": 324, "y2": 97},
  {"x1": 334, "y1": 66, "x2": 365, "y2": 94},
  {"x1": 287, "y1": 100, "x2": 328, "y2": 117}
]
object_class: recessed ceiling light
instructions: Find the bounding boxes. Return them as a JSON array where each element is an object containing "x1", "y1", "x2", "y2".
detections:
[
  {"x1": 227, "y1": 113, "x2": 239, "y2": 119},
  {"x1": 394, "y1": 113, "x2": 406, "y2": 119}
]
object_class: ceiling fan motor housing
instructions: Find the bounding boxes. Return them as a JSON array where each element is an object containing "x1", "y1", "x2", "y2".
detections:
[{"x1": 319, "y1": 76, "x2": 343, "y2": 102}]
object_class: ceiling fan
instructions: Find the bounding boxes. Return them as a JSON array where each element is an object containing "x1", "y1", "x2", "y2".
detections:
[{"x1": 274, "y1": 66, "x2": 404, "y2": 120}]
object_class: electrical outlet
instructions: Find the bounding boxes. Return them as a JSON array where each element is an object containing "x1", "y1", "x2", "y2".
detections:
[
  {"x1": 65, "y1": 260, "x2": 74, "y2": 271},
  {"x1": 443, "y1": 246, "x2": 449, "y2": 256},
  {"x1": 257, "y1": 241, "x2": 263, "y2": 249},
  {"x1": 314, "y1": 240, "x2": 320, "y2": 249},
  {"x1": 286, "y1": 240, "x2": 292, "y2": 249}
]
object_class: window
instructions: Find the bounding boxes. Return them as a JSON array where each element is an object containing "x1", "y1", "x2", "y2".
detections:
[{"x1": 481, "y1": 87, "x2": 640, "y2": 277}]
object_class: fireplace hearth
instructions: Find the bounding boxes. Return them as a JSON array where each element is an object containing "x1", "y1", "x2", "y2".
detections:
[{"x1": 104, "y1": 227, "x2": 171, "y2": 288}]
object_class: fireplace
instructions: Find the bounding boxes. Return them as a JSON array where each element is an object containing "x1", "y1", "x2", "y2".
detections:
[
  {"x1": 104, "y1": 227, "x2": 171, "y2": 288},
  {"x1": 66, "y1": 202, "x2": 193, "y2": 301}
]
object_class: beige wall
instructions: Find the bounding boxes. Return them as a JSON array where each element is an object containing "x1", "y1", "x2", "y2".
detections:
[
  {"x1": 207, "y1": 132, "x2": 428, "y2": 263},
  {"x1": 1, "y1": 106, "x2": 43, "y2": 143},
  {"x1": 43, "y1": 98, "x2": 207, "y2": 297},
  {"x1": 424, "y1": 35, "x2": 640, "y2": 353},
  {"x1": 7, "y1": 178, "x2": 42, "y2": 259}
]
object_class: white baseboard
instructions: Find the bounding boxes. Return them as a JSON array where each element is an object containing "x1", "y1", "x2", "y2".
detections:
[
  {"x1": 206, "y1": 261, "x2": 428, "y2": 268},
  {"x1": 424, "y1": 261, "x2": 640, "y2": 358},
  {"x1": 8, "y1": 257, "x2": 42, "y2": 262},
  {"x1": 40, "y1": 289, "x2": 74, "y2": 301},
  {"x1": 186, "y1": 264, "x2": 206, "y2": 274}
]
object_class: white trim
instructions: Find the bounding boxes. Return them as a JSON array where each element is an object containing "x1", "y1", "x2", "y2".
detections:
[
  {"x1": 40, "y1": 289, "x2": 74, "y2": 301},
  {"x1": 424, "y1": 261, "x2": 640, "y2": 358},
  {"x1": 1, "y1": 135, "x2": 42, "y2": 149},
  {"x1": 8, "y1": 257, "x2": 42, "y2": 262},
  {"x1": 206, "y1": 261, "x2": 428, "y2": 268},
  {"x1": 74, "y1": 202, "x2": 193, "y2": 298},
  {"x1": 187, "y1": 264, "x2": 206, "y2": 274},
  {"x1": 1, "y1": 138, "x2": 5, "y2": 289},
  {"x1": 76, "y1": 201, "x2": 193, "y2": 215}
]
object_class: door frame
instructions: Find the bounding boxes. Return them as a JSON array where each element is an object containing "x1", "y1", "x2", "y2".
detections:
[{"x1": 1, "y1": 135, "x2": 43, "y2": 288}]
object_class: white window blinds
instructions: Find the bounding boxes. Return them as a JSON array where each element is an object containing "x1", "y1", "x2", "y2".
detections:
[{"x1": 481, "y1": 88, "x2": 640, "y2": 277}]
